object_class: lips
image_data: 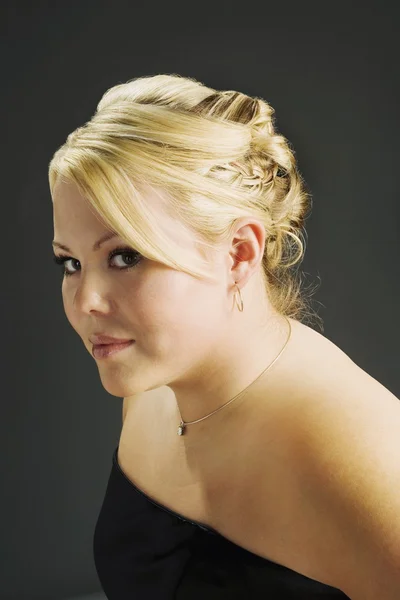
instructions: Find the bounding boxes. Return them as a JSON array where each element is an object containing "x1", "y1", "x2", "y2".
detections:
[
  {"x1": 89, "y1": 334, "x2": 133, "y2": 345},
  {"x1": 94, "y1": 342, "x2": 126, "y2": 347},
  {"x1": 92, "y1": 340, "x2": 134, "y2": 359}
]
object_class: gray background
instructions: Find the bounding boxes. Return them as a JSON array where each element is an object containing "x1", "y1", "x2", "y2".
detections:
[{"x1": 3, "y1": 1, "x2": 399, "y2": 599}]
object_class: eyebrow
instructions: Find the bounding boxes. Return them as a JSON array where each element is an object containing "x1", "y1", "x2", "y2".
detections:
[{"x1": 52, "y1": 232, "x2": 119, "y2": 253}]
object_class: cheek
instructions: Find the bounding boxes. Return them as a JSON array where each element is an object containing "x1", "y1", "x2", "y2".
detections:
[
  {"x1": 60, "y1": 286, "x2": 84, "y2": 338},
  {"x1": 62, "y1": 294, "x2": 80, "y2": 333},
  {"x1": 61, "y1": 289, "x2": 71, "y2": 318},
  {"x1": 138, "y1": 286, "x2": 222, "y2": 342}
]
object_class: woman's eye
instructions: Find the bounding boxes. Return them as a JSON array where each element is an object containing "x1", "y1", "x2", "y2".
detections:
[{"x1": 52, "y1": 247, "x2": 142, "y2": 277}]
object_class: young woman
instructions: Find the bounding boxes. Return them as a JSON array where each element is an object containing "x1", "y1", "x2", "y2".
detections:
[{"x1": 49, "y1": 73, "x2": 400, "y2": 599}]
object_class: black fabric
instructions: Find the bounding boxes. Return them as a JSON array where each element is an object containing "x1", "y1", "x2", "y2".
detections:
[{"x1": 93, "y1": 444, "x2": 350, "y2": 599}]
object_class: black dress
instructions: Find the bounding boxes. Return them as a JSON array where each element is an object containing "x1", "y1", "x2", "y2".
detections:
[{"x1": 93, "y1": 444, "x2": 351, "y2": 599}]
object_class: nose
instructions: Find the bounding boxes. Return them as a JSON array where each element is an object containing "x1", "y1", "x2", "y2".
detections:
[{"x1": 72, "y1": 271, "x2": 114, "y2": 315}]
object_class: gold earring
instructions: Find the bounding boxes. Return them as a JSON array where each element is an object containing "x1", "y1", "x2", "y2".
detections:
[{"x1": 234, "y1": 283, "x2": 244, "y2": 312}]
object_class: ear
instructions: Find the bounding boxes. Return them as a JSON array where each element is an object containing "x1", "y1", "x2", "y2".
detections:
[{"x1": 228, "y1": 217, "x2": 266, "y2": 286}]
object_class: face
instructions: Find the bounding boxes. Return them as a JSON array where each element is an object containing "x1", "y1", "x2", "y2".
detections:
[
  {"x1": 52, "y1": 178, "x2": 280, "y2": 441},
  {"x1": 52, "y1": 179, "x2": 240, "y2": 399}
]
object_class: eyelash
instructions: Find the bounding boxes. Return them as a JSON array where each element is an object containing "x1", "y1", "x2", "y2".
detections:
[{"x1": 53, "y1": 246, "x2": 143, "y2": 277}]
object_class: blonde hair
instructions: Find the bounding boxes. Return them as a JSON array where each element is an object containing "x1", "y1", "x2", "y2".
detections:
[{"x1": 48, "y1": 73, "x2": 323, "y2": 330}]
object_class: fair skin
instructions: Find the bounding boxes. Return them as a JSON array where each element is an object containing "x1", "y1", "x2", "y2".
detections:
[
  {"x1": 53, "y1": 179, "x2": 400, "y2": 596},
  {"x1": 52, "y1": 178, "x2": 294, "y2": 449}
]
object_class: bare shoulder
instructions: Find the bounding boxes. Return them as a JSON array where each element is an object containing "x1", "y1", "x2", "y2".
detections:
[
  {"x1": 293, "y1": 319, "x2": 399, "y2": 419},
  {"x1": 286, "y1": 320, "x2": 400, "y2": 486},
  {"x1": 285, "y1": 318, "x2": 397, "y2": 402},
  {"x1": 281, "y1": 319, "x2": 400, "y2": 474},
  {"x1": 265, "y1": 320, "x2": 400, "y2": 590}
]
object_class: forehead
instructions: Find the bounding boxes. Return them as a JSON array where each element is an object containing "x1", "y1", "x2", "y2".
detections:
[
  {"x1": 52, "y1": 180, "x2": 108, "y2": 237},
  {"x1": 52, "y1": 179, "x2": 199, "y2": 253},
  {"x1": 52, "y1": 179, "x2": 100, "y2": 216}
]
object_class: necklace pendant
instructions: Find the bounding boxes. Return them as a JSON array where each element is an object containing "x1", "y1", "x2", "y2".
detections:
[{"x1": 177, "y1": 421, "x2": 185, "y2": 436}]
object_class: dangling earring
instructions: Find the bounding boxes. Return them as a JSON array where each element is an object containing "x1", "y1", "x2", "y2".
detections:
[{"x1": 234, "y1": 282, "x2": 244, "y2": 312}]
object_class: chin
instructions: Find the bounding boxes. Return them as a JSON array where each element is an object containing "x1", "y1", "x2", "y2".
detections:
[{"x1": 96, "y1": 376, "x2": 135, "y2": 399}]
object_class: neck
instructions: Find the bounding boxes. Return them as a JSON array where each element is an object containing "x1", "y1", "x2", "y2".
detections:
[{"x1": 166, "y1": 314, "x2": 292, "y2": 447}]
